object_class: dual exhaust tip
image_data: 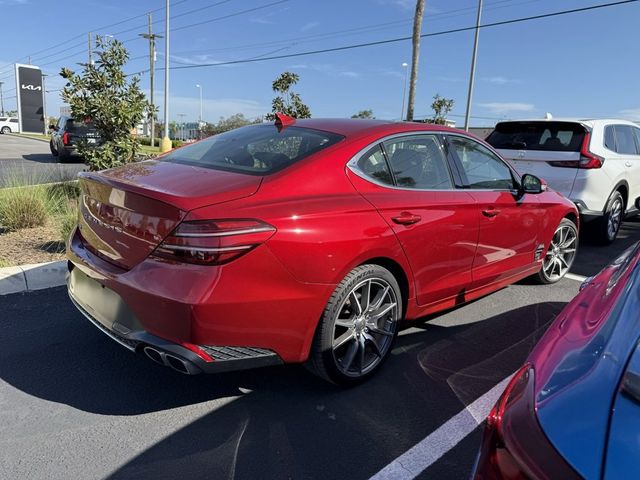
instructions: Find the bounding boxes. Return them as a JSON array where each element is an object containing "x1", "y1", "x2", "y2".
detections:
[{"x1": 143, "y1": 346, "x2": 201, "y2": 375}]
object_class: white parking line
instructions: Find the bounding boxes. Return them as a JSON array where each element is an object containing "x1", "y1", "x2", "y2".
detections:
[
  {"x1": 565, "y1": 273, "x2": 587, "y2": 282},
  {"x1": 369, "y1": 375, "x2": 512, "y2": 480}
]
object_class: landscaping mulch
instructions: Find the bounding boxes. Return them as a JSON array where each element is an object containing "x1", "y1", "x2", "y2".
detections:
[{"x1": 0, "y1": 223, "x2": 66, "y2": 267}]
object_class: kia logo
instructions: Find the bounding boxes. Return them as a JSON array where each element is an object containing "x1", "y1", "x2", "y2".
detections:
[{"x1": 21, "y1": 84, "x2": 41, "y2": 91}]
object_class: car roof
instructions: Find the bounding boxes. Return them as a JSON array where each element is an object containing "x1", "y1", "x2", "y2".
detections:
[
  {"x1": 289, "y1": 118, "x2": 471, "y2": 140},
  {"x1": 494, "y1": 118, "x2": 640, "y2": 129}
]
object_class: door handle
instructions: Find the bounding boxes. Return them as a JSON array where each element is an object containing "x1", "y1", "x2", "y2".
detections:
[
  {"x1": 392, "y1": 213, "x2": 422, "y2": 225},
  {"x1": 482, "y1": 208, "x2": 501, "y2": 218}
]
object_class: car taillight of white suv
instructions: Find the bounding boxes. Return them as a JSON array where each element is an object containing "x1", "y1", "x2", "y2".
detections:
[{"x1": 486, "y1": 118, "x2": 640, "y2": 244}]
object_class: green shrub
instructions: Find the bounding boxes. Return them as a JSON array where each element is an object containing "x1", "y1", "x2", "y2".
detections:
[
  {"x1": 56, "y1": 200, "x2": 79, "y2": 243},
  {"x1": 0, "y1": 188, "x2": 48, "y2": 230}
]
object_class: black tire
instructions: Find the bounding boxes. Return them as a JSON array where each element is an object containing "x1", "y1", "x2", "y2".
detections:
[
  {"x1": 307, "y1": 264, "x2": 402, "y2": 386},
  {"x1": 593, "y1": 191, "x2": 624, "y2": 245},
  {"x1": 532, "y1": 218, "x2": 578, "y2": 284},
  {"x1": 0, "y1": 126, "x2": 11, "y2": 134},
  {"x1": 58, "y1": 147, "x2": 70, "y2": 163},
  {"x1": 49, "y1": 140, "x2": 59, "y2": 157}
]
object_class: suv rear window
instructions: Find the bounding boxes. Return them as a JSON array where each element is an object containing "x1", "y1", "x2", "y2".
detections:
[
  {"x1": 160, "y1": 124, "x2": 344, "y2": 175},
  {"x1": 486, "y1": 121, "x2": 586, "y2": 152}
]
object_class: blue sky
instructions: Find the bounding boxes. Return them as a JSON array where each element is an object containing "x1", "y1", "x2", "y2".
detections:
[{"x1": 0, "y1": 0, "x2": 638, "y2": 126}]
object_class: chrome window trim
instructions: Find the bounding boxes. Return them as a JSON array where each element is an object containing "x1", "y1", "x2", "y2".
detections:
[{"x1": 346, "y1": 131, "x2": 460, "y2": 192}]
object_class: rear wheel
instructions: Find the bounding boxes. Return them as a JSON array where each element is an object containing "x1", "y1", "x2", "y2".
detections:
[
  {"x1": 533, "y1": 218, "x2": 578, "y2": 284},
  {"x1": 307, "y1": 264, "x2": 402, "y2": 385},
  {"x1": 594, "y1": 191, "x2": 624, "y2": 245},
  {"x1": 49, "y1": 139, "x2": 58, "y2": 157},
  {"x1": 0, "y1": 126, "x2": 10, "y2": 134}
]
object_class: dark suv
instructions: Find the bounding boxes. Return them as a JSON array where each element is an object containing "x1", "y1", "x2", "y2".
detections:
[{"x1": 50, "y1": 116, "x2": 100, "y2": 162}]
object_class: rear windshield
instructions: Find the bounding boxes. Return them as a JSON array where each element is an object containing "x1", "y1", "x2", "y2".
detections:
[
  {"x1": 160, "y1": 124, "x2": 345, "y2": 175},
  {"x1": 67, "y1": 119, "x2": 97, "y2": 134},
  {"x1": 486, "y1": 121, "x2": 586, "y2": 152}
]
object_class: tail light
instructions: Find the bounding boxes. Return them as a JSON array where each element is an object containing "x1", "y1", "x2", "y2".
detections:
[
  {"x1": 62, "y1": 132, "x2": 70, "y2": 145},
  {"x1": 473, "y1": 364, "x2": 580, "y2": 480},
  {"x1": 547, "y1": 132, "x2": 604, "y2": 169},
  {"x1": 152, "y1": 219, "x2": 276, "y2": 266}
]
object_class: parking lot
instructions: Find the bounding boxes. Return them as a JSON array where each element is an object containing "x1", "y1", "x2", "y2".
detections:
[
  {"x1": 0, "y1": 134, "x2": 84, "y2": 187},
  {"x1": 1, "y1": 218, "x2": 638, "y2": 480}
]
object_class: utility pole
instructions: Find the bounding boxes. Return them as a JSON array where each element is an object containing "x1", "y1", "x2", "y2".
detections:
[
  {"x1": 88, "y1": 32, "x2": 93, "y2": 65},
  {"x1": 463, "y1": 0, "x2": 483, "y2": 131},
  {"x1": 161, "y1": 0, "x2": 171, "y2": 152},
  {"x1": 177, "y1": 113, "x2": 186, "y2": 140},
  {"x1": 400, "y1": 62, "x2": 408, "y2": 121},
  {"x1": 139, "y1": 13, "x2": 162, "y2": 147},
  {"x1": 41, "y1": 73, "x2": 48, "y2": 135},
  {"x1": 0, "y1": 81, "x2": 4, "y2": 116}
]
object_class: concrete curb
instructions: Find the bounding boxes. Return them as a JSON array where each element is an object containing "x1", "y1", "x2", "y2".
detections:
[
  {"x1": 0, "y1": 260, "x2": 67, "y2": 295},
  {"x1": 6, "y1": 133, "x2": 50, "y2": 143}
]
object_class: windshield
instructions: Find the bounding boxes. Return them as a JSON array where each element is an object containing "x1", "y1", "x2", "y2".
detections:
[
  {"x1": 159, "y1": 124, "x2": 345, "y2": 175},
  {"x1": 487, "y1": 121, "x2": 586, "y2": 152}
]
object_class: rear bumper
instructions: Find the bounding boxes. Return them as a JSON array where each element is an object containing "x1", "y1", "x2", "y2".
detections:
[
  {"x1": 67, "y1": 267, "x2": 283, "y2": 374},
  {"x1": 66, "y1": 227, "x2": 334, "y2": 367}
]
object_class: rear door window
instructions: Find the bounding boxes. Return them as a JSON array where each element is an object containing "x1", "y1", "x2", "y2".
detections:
[
  {"x1": 486, "y1": 122, "x2": 585, "y2": 152},
  {"x1": 614, "y1": 125, "x2": 639, "y2": 155},
  {"x1": 383, "y1": 135, "x2": 452, "y2": 189},
  {"x1": 161, "y1": 125, "x2": 344, "y2": 175}
]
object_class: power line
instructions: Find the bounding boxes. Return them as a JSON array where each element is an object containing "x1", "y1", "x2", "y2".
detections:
[{"x1": 163, "y1": 0, "x2": 639, "y2": 71}]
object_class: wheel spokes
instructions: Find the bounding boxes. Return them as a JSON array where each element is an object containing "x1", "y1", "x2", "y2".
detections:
[{"x1": 333, "y1": 328, "x2": 355, "y2": 349}]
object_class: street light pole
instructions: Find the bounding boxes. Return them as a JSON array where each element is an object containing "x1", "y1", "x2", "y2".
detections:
[
  {"x1": 161, "y1": 0, "x2": 171, "y2": 152},
  {"x1": 177, "y1": 113, "x2": 186, "y2": 140},
  {"x1": 0, "y1": 81, "x2": 4, "y2": 116},
  {"x1": 195, "y1": 84, "x2": 203, "y2": 138},
  {"x1": 463, "y1": 0, "x2": 483, "y2": 132},
  {"x1": 400, "y1": 62, "x2": 408, "y2": 121}
]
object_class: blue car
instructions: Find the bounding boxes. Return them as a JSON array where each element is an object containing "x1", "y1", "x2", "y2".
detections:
[{"x1": 474, "y1": 242, "x2": 640, "y2": 479}]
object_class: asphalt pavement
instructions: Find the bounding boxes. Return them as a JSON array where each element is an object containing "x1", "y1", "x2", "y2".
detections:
[
  {"x1": 0, "y1": 220, "x2": 638, "y2": 480},
  {"x1": 0, "y1": 134, "x2": 85, "y2": 186}
]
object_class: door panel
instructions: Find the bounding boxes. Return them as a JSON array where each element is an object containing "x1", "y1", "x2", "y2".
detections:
[
  {"x1": 347, "y1": 135, "x2": 478, "y2": 307},
  {"x1": 446, "y1": 135, "x2": 545, "y2": 288},
  {"x1": 467, "y1": 191, "x2": 543, "y2": 286}
]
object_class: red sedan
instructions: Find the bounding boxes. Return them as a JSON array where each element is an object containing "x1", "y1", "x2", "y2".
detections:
[{"x1": 67, "y1": 116, "x2": 579, "y2": 385}]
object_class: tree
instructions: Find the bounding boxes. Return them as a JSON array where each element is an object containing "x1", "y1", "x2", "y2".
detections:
[
  {"x1": 407, "y1": 0, "x2": 425, "y2": 121},
  {"x1": 4, "y1": 109, "x2": 17, "y2": 117},
  {"x1": 266, "y1": 72, "x2": 311, "y2": 120},
  {"x1": 430, "y1": 94, "x2": 454, "y2": 125},
  {"x1": 60, "y1": 36, "x2": 150, "y2": 171},
  {"x1": 351, "y1": 109, "x2": 375, "y2": 119},
  {"x1": 204, "y1": 113, "x2": 262, "y2": 136}
]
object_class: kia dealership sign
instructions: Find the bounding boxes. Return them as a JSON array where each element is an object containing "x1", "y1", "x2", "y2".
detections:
[{"x1": 14, "y1": 64, "x2": 44, "y2": 134}]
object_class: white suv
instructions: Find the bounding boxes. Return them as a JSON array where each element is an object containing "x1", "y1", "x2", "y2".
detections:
[
  {"x1": 0, "y1": 117, "x2": 19, "y2": 134},
  {"x1": 486, "y1": 118, "x2": 640, "y2": 244}
]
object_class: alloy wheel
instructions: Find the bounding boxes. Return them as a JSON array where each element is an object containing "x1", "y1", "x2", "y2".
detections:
[
  {"x1": 543, "y1": 223, "x2": 578, "y2": 281},
  {"x1": 607, "y1": 197, "x2": 623, "y2": 240},
  {"x1": 331, "y1": 278, "x2": 398, "y2": 377}
]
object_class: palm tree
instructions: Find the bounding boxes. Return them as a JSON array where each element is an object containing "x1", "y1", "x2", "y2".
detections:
[{"x1": 406, "y1": 0, "x2": 425, "y2": 121}]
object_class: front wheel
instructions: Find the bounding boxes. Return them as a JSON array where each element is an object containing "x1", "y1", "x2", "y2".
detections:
[
  {"x1": 533, "y1": 218, "x2": 578, "y2": 284},
  {"x1": 307, "y1": 264, "x2": 402, "y2": 385},
  {"x1": 0, "y1": 126, "x2": 10, "y2": 134},
  {"x1": 49, "y1": 140, "x2": 59, "y2": 157}
]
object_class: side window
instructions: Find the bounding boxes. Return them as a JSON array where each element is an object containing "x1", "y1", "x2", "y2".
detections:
[
  {"x1": 604, "y1": 126, "x2": 616, "y2": 151},
  {"x1": 9, "y1": 119, "x2": 18, "y2": 123},
  {"x1": 448, "y1": 136, "x2": 515, "y2": 190},
  {"x1": 614, "y1": 125, "x2": 638, "y2": 155},
  {"x1": 633, "y1": 128, "x2": 640, "y2": 154},
  {"x1": 382, "y1": 135, "x2": 452, "y2": 189},
  {"x1": 356, "y1": 145, "x2": 393, "y2": 186}
]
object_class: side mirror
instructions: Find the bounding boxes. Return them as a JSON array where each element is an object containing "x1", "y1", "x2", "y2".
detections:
[
  {"x1": 49, "y1": 124, "x2": 57, "y2": 131},
  {"x1": 521, "y1": 173, "x2": 546, "y2": 194}
]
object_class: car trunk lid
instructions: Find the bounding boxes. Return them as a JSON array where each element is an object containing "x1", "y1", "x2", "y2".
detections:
[{"x1": 77, "y1": 160, "x2": 262, "y2": 269}]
